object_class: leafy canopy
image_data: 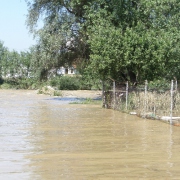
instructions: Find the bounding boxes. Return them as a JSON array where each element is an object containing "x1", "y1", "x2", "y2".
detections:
[{"x1": 26, "y1": 0, "x2": 180, "y2": 82}]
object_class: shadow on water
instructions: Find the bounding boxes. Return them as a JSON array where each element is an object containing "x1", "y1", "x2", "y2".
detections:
[
  {"x1": 45, "y1": 97, "x2": 83, "y2": 104},
  {"x1": 46, "y1": 97, "x2": 102, "y2": 104}
]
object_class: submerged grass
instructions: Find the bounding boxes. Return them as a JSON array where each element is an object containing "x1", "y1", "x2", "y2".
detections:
[{"x1": 70, "y1": 98, "x2": 102, "y2": 105}]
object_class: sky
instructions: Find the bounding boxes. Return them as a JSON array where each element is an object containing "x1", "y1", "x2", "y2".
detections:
[{"x1": 0, "y1": 0, "x2": 37, "y2": 52}]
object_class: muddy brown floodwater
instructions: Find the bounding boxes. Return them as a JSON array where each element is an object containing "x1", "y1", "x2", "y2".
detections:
[{"x1": 0, "y1": 90, "x2": 180, "y2": 179}]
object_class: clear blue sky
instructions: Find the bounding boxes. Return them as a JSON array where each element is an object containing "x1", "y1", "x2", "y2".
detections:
[{"x1": 0, "y1": 0, "x2": 36, "y2": 52}]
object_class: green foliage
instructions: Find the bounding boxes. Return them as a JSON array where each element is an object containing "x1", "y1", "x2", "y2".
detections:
[
  {"x1": 49, "y1": 76, "x2": 84, "y2": 90},
  {"x1": 25, "y1": 0, "x2": 180, "y2": 83},
  {"x1": 0, "y1": 83, "x2": 13, "y2": 89},
  {"x1": 148, "y1": 79, "x2": 171, "y2": 91},
  {"x1": 16, "y1": 78, "x2": 40, "y2": 89},
  {"x1": 0, "y1": 0, "x2": 179, "y2": 90},
  {"x1": 0, "y1": 40, "x2": 33, "y2": 80},
  {"x1": 85, "y1": 0, "x2": 180, "y2": 82},
  {"x1": 70, "y1": 98, "x2": 101, "y2": 105},
  {"x1": 59, "y1": 76, "x2": 79, "y2": 90},
  {"x1": 26, "y1": 0, "x2": 90, "y2": 81},
  {"x1": 53, "y1": 90, "x2": 62, "y2": 96},
  {"x1": 0, "y1": 78, "x2": 18, "y2": 89},
  {"x1": 0, "y1": 78, "x2": 40, "y2": 90},
  {"x1": 48, "y1": 75, "x2": 102, "y2": 90}
]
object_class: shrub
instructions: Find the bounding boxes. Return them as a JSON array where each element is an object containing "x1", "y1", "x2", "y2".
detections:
[
  {"x1": 58, "y1": 76, "x2": 80, "y2": 90},
  {"x1": 148, "y1": 79, "x2": 171, "y2": 92},
  {"x1": 48, "y1": 76, "x2": 81, "y2": 90}
]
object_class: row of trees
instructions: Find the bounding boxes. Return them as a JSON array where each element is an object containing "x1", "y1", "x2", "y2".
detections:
[
  {"x1": 25, "y1": 0, "x2": 180, "y2": 84},
  {"x1": 0, "y1": 41, "x2": 31, "y2": 79},
  {"x1": 1, "y1": 0, "x2": 180, "y2": 86}
]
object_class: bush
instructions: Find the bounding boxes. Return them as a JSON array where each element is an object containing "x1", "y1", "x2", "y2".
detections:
[
  {"x1": 0, "y1": 78, "x2": 18, "y2": 89},
  {"x1": 0, "y1": 75, "x2": 102, "y2": 90},
  {"x1": 48, "y1": 76, "x2": 84, "y2": 90},
  {"x1": 0, "y1": 83, "x2": 12, "y2": 89},
  {"x1": 48, "y1": 75, "x2": 102, "y2": 90},
  {"x1": 148, "y1": 79, "x2": 171, "y2": 92},
  {"x1": 58, "y1": 76, "x2": 80, "y2": 90},
  {"x1": 0, "y1": 77, "x2": 44, "y2": 90}
]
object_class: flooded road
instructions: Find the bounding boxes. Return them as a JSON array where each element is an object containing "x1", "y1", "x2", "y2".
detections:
[{"x1": 0, "y1": 90, "x2": 180, "y2": 179}]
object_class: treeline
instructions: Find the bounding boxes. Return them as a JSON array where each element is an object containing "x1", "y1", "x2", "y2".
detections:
[
  {"x1": 0, "y1": 41, "x2": 31, "y2": 79},
  {"x1": 1, "y1": 0, "x2": 180, "y2": 89},
  {"x1": 0, "y1": 41, "x2": 35, "y2": 88},
  {"x1": 25, "y1": 0, "x2": 180, "y2": 84},
  {"x1": 0, "y1": 41, "x2": 99, "y2": 90}
]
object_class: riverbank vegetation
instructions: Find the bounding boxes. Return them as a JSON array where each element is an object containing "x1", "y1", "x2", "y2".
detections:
[
  {"x1": 0, "y1": 0, "x2": 180, "y2": 91},
  {"x1": 70, "y1": 98, "x2": 102, "y2": 105}
]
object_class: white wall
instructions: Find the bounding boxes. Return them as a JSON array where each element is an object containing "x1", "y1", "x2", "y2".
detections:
[{"x1": 57, "y1": 66, "x2": 76, "y2": 75}]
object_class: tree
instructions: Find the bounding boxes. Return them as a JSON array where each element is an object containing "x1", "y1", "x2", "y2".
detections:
[
  {"x1": 85, "y1": 0, "x2": 180, "y2": 82},
  {"x1": 0, "y1": 40, "x2": 32, "y2": 79},
  {"x1": 26, "y1": 0, "x2": 180, "y2": 82},
  {"x1": 26, "y1": 0, "x2": 91, "y2": 80},
  {"x1": 0, "y1": 41, "x2": 8, "y2": 78}
]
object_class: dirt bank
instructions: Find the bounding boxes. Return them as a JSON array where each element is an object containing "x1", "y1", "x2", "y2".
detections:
[
  {"x1": 39, "y1": 86, "x2": 102, "y2": 99},
  {"x1": 61, "y1": 90, "x2": 102, "y2": 99}
]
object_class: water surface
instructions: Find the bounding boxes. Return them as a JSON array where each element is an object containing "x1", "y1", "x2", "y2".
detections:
[{"x1": 0, "y1": 90, "x2": 180, "y2": 179}]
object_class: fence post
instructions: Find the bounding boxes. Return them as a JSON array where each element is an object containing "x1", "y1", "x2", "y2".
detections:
[
  {"x1": 113, "y1": 80, "x2": 116, "y2": 109},
  {"x1": 126, "y1": 81, "x2": 128, "y2": 110},
  {"x1": 170, "y1": 80, "x2": 174, "y2": 125},
  {"x1": 144, "y1": 80, "x2": 148, "y2": 116}
]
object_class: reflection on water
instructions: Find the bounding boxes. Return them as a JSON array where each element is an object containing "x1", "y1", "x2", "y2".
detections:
[{"x1": 0, "y1": 90, "x2": 180, "y2": 179}]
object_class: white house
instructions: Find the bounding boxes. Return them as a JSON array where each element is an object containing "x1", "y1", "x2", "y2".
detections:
[{"x1": 57, "y1": 66, "x2": 77, "y2": 75}]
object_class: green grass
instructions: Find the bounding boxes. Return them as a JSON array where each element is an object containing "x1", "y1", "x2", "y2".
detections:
[
  {"x1": 70, "y1": 98, "x2": 102, "y2": 105},
  {"x1": 53, "y1": 90, "x2": 62, "y2": 96},
  {"x1": 0, "y1": 83, "x2": 13, "y2": 89}
]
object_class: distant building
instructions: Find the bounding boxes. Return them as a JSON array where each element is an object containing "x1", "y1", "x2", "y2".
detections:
[{"x1": 57, "y1": 66, "x2": 77, "y2": 75}]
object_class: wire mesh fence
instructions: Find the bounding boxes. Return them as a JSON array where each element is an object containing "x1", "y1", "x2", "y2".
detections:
[{"x1": 103, "y1": 79, "x2": 180, "y2": 125}]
